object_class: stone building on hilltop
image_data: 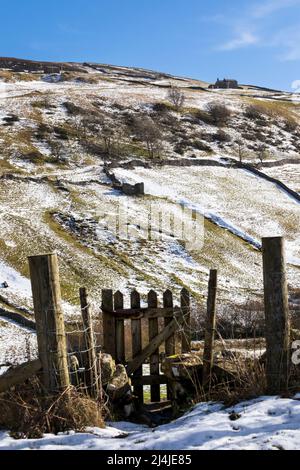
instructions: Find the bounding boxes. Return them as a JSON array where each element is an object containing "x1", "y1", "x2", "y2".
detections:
[{"x1": 209, "y1": 78, "x2": 239, "y2": 89}]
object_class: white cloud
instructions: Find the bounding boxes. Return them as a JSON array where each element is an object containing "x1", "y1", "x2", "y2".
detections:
[
  {"x1": 214, "y1": 0, "x2": 300, "y2": 58},
  {"x1": 251, "y1": 0, "x2": 300, "y2": 18},
  {"x1": 217, "y1": 31, "x2": 259, "y2": 51},
  {"x1": 283, "y1": 46, "x2": 300, "y2": 61},
  {"x1": 291, "y1": 80, "x2": 300, "y2": 90},
  {"x1": 270, "y1": 26, "x2": 300, "y2": 61}
]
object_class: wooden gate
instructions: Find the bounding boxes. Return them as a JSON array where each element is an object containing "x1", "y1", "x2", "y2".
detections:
[{"x1": 101, "y1": 288, "x2": 191, "y2": 404}]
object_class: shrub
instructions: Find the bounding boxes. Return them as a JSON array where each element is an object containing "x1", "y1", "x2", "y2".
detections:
[
  {"x1": 63, "y1": 101, "x2": 84, "y2": 116},
  {"x1": 35, "y1": 123, "x2": 52, "y2": 139},
  {"x1": 192, "y1": 140, "x2": 212, "y2": 152},
  {"x1": 20, "y1": 151, "x2": 44, "y2": 164},
  {"x1": 205, "y1": 102, "x2": 232, "y2": 126},
  {"x1": 188, "y1": 108, "x2": 214, "y2": 125},
  {"x1": 2, "y1": 115, "x2": 19, "y2": 125},
  {"x1": 241, "y1": 132, "x2": 256, "y2": 141},
  {"x1": 111, "y1": 101, "x2": 125, "y2": 111},
  {"x1": 284, "y1": 118, "x2": 298, "y2": 133},
  {"x1": 32, "y1": 99, "x2": 55, "y2": 110},
  {"x1": 53, "y1": 125, "x2": 77, "y2": 140},
  {"x1": 0, "y1": 378, "x2": 104, "y2": 439},
  {"x1": 244, "y1": 105, "x2": 264, "y2": 120},
  {"x1": 152, "y1": 102, "x2": 172, "y2": 114},
  {"x1": 213, "y1": 129, "x2": 231, "y2": 143},
  {"x1": 256, "y1": 118, "x2": 268, "y2": 127},
  {"x1": 199, "y1": 131, "x2": 214, "y2": 142},
  {"x1": 174, "y1": 141, "x2": 187, "y2": 155}
]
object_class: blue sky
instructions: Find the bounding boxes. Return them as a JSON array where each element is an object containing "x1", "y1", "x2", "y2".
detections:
[{"x1": 1, "y1": 0, "x2": 300, "y2": 90}]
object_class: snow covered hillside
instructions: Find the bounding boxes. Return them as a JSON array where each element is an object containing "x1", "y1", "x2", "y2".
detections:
[
  {"x1": 0, "y1": 58, "x2": 299, "y2": 367},
  {"x1": 1, "y1": 396, "x2": 300, "y2": 450}
]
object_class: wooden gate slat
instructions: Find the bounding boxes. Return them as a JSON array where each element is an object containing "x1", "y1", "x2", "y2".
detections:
[
  {"x1": 127, "y1": 314, "x2": 184, "y2": 376},
  {"x1": 163, "y1": 289, "x2": 175, "y2": 399},
  {"x1": 102, "y1": 290, "x2": 116, "y2": 359},
  {"x1": 131, "y1": 290, "x2": 143, "y2": 402},
  {"x1": 163, "y1": 290, "x2": 175, "y2": 356},
  {"x1": 148, "y1": 290, "x2": 160, "y2": 402},
  {"x1": 114, "y1": 291, "x2": 125, "y2": 364},
  {"x1": 181, "y1": 288, "x2": 191, "y2": 353},
  {"x1": 131, "y1": 375, "x2": 167, "y2": 386}
]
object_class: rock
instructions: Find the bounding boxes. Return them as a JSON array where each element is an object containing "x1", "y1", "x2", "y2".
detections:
[
  {"x1": 107, "y1": 364, "x2": 131, "y2": 401},
  {"x1": 105, "y1": 363, "x2": 136, "y2": 419},
  {"x1": 162, "y1": 353, "x2": 203, "y2": 381},
  {"x1": 98, "y1": 353, "x2": 116, "y2": 386},
  {"x1": 97, "y1": 357, "x2": 135, "y2": 419},
  {"x1": 162, "y1": 352, "x2": 239, "y2": 406},
  {"x1": 291, "y1": 329, "x2": 300, "y2": 341},
  {"x1": 229, "y1": 411, "x2": 242, "y2": 421}
]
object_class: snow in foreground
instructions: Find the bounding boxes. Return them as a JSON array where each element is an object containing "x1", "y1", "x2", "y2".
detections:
[{"x1": 1, "y1": 396, "x2": 300, "y2": 450}]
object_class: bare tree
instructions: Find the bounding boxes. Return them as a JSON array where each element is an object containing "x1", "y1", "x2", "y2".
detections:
[
  {"x1": 101, "y1": 125, "x2": 115, "y2": 156},
  {"x1": 167, "y1": 86, "x2": 186, "y2": 111},
  {"x1": 51, "y1": 141, "x2": 67, "y2": 163},
  {"x1": 258, "y1": 144, "x2": 268, "y2": 165},
  {"x1": 134, "y1": 116, "x2": 163, "y2": 158},
  {"x1": 235, "y1": 139, "x2": 245, "y2": 163}
]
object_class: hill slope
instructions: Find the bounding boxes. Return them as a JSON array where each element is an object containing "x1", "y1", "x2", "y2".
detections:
[{"x1": 0, "y1": 58, "x2": 299, "y2": 328}]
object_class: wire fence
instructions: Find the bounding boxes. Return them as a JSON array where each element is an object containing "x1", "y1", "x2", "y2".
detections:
[
  {"x1": 40, "y1": 285, "x2": 299, "y2": 403},
  {"x1": 2, "y1": 257, "x2": 298, "y2": 409}
]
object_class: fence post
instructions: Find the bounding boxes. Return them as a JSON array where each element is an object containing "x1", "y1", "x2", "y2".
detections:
[
  {"x1": 262, "y1": 237, "x2": 290, "y2": 393},
  {"x1": 28, "y1": 253, "x2": 70, "y2": 393},
  {"x1": 80, "y1": 287, "x2": 100, "y2": 398},
  {"x1": 203, "y1": 269, "x2": 218, "y2": 388}
]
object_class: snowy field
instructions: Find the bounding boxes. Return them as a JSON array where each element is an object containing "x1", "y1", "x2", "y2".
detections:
[
  {"x1": 114, "y1": 164, "x2": 300, "y2": 277},
  {"x1": 263, "y1": 164, "x2": 300, "y2": 193},
  {"x1": 0, "y1": 396, "x2": 300, "y2": 450},
  {"x1": 0, "y1": 319, "x2": 37, "y2": 376}
]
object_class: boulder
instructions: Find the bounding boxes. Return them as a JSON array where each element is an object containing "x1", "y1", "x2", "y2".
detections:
[
  {"x1": 98, "y1": 353, "x2": 116, "y2": 386},
  {"x1": 105, "y1": 362, "x2": 135, "y2": 419},
  {"x1": 162, "y1": 352, "x2": 239, "y2": 405},
  {"x1": 107, "y1": 364, "x2": 131, "y2": 401},
  {"x1": 162, "y1": 353, "x2": 203, "y2": 381}
]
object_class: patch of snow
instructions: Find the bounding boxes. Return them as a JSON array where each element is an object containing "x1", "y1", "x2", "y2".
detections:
[
  {"x1": 1, "y1": 396, "x2": 300, "y2": 450},
  {"x1": 0, "y1": 260, "x2": 31, "y2": 296}
]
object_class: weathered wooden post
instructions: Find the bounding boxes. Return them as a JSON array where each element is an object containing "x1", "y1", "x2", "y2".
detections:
[
  {"x1": 80, "y1": 287, "x2": 100, "y2": 398},
  {"x1": 262, "y1": 237, "x2": 290, "y2": 394},
  {"x1": 203, "y1": 269, "x2": 218, "y2": 388},
  {"x1": 28, "y1": 253, "x2": 70, "y2": 393}
]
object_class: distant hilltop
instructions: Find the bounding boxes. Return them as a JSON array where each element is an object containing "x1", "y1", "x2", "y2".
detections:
[
  {"x1": 0, "y1": 57, "x2": 80, "y2": 73},
  {"x1": 0, "y1": 57, "x2": 284, "y2": 93}
]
